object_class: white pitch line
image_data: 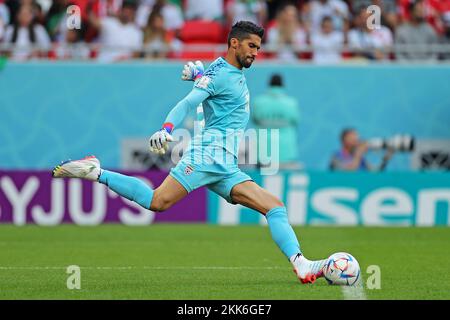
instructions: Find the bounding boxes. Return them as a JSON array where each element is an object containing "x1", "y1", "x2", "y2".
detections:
[
  {"x1": 341, "y1": 277, "x2": 367, "y2": 300},
  {"x1": 0, "y1": 266, "x2": 288, "y2": 271}
]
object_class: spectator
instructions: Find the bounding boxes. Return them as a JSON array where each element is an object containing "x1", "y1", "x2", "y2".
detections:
[
  {"x1": 27, "y1": 0, "x2": 45, "y2": 25},
  {"x1": 396, "y1": 0, "x2": 439, "y2": 61},
  {"x1": 252, "y1": 74, "x2": 302, "y2": 170},
  {"x1": 3, "y1": 4, "x2": 51, "y2": 60},
  {"x1": 443, "y1": 8, "x2": 450, "y2": 43},
  {"x1": 184, "y1": 0, "x2": 224, "y2": 21},
  {"x1": 54, "y1": 27, "x2": 90, "y2": 60},
  {"x1": 136, "y1": 0, "x2": 184, "y2": 33},
  {"x1": 75, "y1": 0, "x2": 125, "y2": 42},
  {"x1": 0, "y1": 0, "x2": 10, "y2": 41},
  {"x1": 329, "y1": 128, "x2": 394, "y2": 171},
  {"x1": 311, "y1": 15, "x2": 344, "y2": 64},
  {"x1": 426, "y1": 0, "x2": 450, "y2": 36},
  {"x1": 5, "y1": 0, "x2": 43, "y2": 25},
  {"x1": 89, "y1": 0, "x2": 143, "y2": 62},
  {"x1": 399, "y1": 0, "x2": 450, "y2": 36},
  {"x1": 143, "y1": 10, "x2": 170, "y2": 58},
  {"x1": 266, "y1": 4, "x2": 307, "y2": 61},
  {"x1": 304, "y1": 0, "x2": 350, "y2": 34},
  {"x1": 348, "y1": 7, "x2": 393, "y2": 60},
  {"x1": 266, "y1": 0, "x2": 291, "y2": 22},
  {"x1": 226, "y1": 0, "x2": 267, "y2": 26},
  {"x1": 45, "y1": 0, "x2": 68, "y2": 41}
]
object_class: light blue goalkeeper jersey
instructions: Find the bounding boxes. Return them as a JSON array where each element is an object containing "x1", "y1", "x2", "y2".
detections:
[
  {"x1": 195, "y1": 57, "x2": 250, "y2": 132},
  {"x1": 188, "y1": 57, "x2": 250, "y2": 166},
  {"x1": 164, "y1": 57, "x2": 250, "y2": 168}
]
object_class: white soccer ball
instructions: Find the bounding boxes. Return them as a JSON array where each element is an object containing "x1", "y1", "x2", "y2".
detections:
[{"x1": 323, "y1": 252, "x2": 361, "y2": 286}]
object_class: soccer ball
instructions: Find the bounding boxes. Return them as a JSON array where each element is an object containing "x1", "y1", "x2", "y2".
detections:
[{"x1": 323, "y1": 252, "x2": 361, "y2": 286}]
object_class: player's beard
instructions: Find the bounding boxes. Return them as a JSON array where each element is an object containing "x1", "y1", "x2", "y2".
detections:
[{"x1": 237, "y1": 54, "x2": 254, "y2": 69}]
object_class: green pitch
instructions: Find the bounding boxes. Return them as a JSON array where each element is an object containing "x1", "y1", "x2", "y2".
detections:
[{"x1": 0, "y1": 225, "x2": 448, "y2": 300}]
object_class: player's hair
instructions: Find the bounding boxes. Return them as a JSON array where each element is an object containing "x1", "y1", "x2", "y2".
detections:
[
  {"x1": 227, "y1": 21, "x2": 265, "y2": 48},
  {"x1": 341, "y1": 128, "x2": 356, "y2": 142}
]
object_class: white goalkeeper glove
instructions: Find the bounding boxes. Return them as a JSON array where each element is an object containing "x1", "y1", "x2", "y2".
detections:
[
  {"x1": 149, "y1": 129, "x2": 174, "y2": 155},
  {"x1": 181, "y1": 60, "x2": 204, "y2": 81}
]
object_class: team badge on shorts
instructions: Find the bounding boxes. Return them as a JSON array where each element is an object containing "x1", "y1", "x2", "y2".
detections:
[{"x1": 184, "y1": 165, "x2": 194, "y2": 175}]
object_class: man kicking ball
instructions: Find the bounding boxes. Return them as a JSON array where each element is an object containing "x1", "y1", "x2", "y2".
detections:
[{"x1": 52, "y1": 21, "x2": 328, "y2": 284}]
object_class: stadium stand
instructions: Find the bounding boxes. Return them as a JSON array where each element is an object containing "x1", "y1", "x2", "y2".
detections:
[{"x1": 0, "y1": 0, "x2": 449, "y2": 62}]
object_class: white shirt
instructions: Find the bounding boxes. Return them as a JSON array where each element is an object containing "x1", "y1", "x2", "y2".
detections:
[
  {"x1": 97, "y1": 17, "x2": 143, "y2": 62},
  {"x1": 311, "y1": 30, "x2": 344, "y2": 64},
  {"x1": 185, "y1": 0, "x2": 223, "y2": 21},
  {"x1": 3, "y1": 24, "x2": 51, "y2": 61},
  {"x1": 348, "y1": 26, "x2": 393, "y2": 51}
]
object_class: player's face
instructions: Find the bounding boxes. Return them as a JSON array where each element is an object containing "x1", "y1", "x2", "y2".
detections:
[{"x1": 236, "y1": 34, "x2": 261, "y2": 69}]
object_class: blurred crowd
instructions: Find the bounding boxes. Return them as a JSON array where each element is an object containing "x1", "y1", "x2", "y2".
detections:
[{"x1": 1, "y1": 0, "x2": 450, "y2": 62}]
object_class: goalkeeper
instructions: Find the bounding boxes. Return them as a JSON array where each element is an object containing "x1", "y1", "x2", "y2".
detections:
[{"x1": 52, "y1": 21, "x2": 329, "y2": 284}]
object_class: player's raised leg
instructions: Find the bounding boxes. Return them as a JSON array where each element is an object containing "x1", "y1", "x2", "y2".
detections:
[
  {"x1": 52, "y1": 155, "x2": 187, "y2": 212},
  {"x1": 230, "y1": 180, "x2": 328, "y2": 284}
]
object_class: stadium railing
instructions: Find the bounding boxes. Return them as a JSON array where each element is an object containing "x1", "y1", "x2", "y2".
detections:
[{"x1": 1, "y1": 43, "x2": 450, "y2": 61}]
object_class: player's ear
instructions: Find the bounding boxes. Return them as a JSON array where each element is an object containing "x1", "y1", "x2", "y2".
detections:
[{"x1": 230, "y1": 38, "x2": 239, "y2": 50}]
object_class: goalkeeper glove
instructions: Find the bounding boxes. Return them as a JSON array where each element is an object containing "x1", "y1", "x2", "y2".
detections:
[
  {"x1": 181, "y1": 60, "x2": 204, "y2": 81},
  {"x1": 149, "y1": 128, "x2": 174, "y2": 155}
]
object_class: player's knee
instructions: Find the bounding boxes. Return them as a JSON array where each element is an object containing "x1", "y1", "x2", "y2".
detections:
[
  {"x1": 150, "y1": 198, "x2": 171, "y2": 212},
  {"x1": 150, "y1": 192, "x2": 173, "y2": 212}
]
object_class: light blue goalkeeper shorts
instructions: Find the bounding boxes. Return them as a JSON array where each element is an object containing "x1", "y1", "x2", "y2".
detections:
[{"x1": 169, "y1": 152, "x2": 252, "y2": 204}]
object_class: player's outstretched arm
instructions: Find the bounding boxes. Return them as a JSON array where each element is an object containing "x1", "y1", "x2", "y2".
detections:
[
  {"x1": 149, "y1": 60, "x2": 208, "y2": 155},
  {"x1": 149, "y1": 88, "x2": 209, "y2": 154}
]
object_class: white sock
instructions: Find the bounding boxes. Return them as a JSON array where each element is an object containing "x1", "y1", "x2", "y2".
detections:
[{"x1": 289, "y1": 253, "x2": 303, "y2": 264}]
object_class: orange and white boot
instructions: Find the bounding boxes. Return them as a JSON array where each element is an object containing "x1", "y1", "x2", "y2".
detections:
[{"x1": 291, "y1": 253, "x2": 327, "y2": 284}]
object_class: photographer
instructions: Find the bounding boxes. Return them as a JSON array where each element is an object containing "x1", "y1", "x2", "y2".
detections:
[{"x1": 330, "y1": 128, "x2": 394, "y2": 171}]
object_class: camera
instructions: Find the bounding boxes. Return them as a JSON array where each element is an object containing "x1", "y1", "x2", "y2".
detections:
[{"x1": 367, "y1": 134, "x2": 415, "y2": 152}]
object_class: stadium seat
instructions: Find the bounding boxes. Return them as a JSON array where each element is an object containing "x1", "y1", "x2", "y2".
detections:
[
  {"x1": 174, "y1": 20, "x2": 225, "y2": 60},
  {"x1": 174, "y1": 50, "x2": 222, "y2": 60},
  {"x1": 180, "y1": 20, "x2": 224, "y2": 44}
]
